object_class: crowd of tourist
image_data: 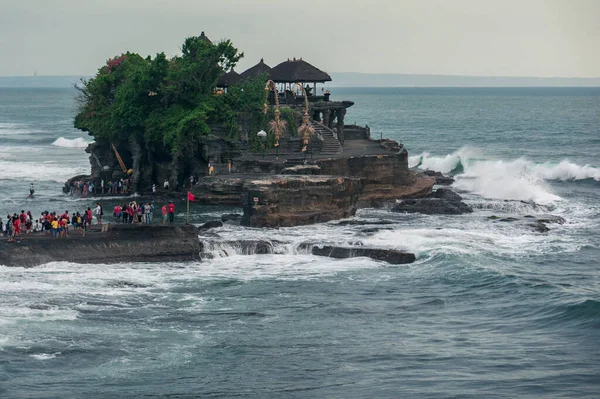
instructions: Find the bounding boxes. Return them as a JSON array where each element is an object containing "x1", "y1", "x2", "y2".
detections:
[
  {"x1": 69, "y1": 178, "x2": 131, "y2": 197},
  {"x1": 0, "y1": 201, "x2": 176, "y2": 242}
]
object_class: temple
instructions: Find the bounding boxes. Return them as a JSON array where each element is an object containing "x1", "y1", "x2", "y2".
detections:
[{"x1": 70, "y1": 32, "x2": 436, "y2": 228}]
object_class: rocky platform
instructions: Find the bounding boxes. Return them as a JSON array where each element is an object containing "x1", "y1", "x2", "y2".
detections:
[
  {"x1": 0, "y1": 224, "x2": 201, "y2": 267},
  {"x1": 193, "y1": 152, "x2": 436, "y2": 228}
]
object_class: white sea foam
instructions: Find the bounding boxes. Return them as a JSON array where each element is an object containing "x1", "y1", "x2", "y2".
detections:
[
  {"x1": 30, "y1": 353, "x2": 60, "y2": 360},
  {"x1": 51, "y1": 137, "x2": 92, "y2": 148},
  {"x1": 410, "y1": 147, "x2": 599, "y2": 205},
  {"x1": 0, "y1": 122, "x2": 44, "y2": 136},
  {"x1": 409, "y1": 146, "x2": 483, "y2": 174},
  {"x1": 0, "y1": 160, "x2": 89, "y2": 182}
]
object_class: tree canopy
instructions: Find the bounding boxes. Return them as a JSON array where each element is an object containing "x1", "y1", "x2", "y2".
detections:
[{"x1": 74, "y1": 35, "x2": 265, "y2": 153}]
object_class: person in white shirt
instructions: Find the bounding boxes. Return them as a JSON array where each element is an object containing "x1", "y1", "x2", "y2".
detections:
[{"x1": 94, "y1": 203, "x2": 103, "y2": 225}]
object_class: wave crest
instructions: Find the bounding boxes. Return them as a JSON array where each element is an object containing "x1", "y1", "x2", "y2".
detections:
[
  {"x1": 51, "y1": 137, "x2": 92, "y2": 148},
  {"x1": 411, "y1": 147, "x2": 599, "y2": 204}
]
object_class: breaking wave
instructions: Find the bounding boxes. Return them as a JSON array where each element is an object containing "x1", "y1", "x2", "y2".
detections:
[
  {"x1": 410, "y1": 147, "x2": 599, "y2": 205},
  {"x1": 51, "y1": 137, "x2": 92, "y2": 148},
  {"x1": 0, "y1": 160, "x2": 89, "y2": 182}
]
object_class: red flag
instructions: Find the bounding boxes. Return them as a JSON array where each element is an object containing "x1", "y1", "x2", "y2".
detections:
[{"x1": 187, "y1": 192, "x2": 195, "y2": 201}]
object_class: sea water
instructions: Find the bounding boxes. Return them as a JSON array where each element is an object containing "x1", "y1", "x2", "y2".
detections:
[{"x1": 0, "y1": 86, "x2": 599, "y2": 398}]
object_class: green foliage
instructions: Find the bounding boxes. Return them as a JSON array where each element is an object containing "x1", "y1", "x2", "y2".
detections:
[{"x1": 74, "y1": 35, "x2": 260, "y2": 155}]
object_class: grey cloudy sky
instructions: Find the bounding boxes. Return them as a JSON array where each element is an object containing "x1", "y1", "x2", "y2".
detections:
[{"x1": 1, "y1": 0, "x2": 599, "y2": 77}]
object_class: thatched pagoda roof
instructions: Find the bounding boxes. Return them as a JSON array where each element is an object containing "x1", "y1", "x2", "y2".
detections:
[
  {"x1": 199, "y1": 31, "x2": 212, "y2": 44},
  {"x1": 240, "y1": 58, "x2": 271, "y2": 80},
  {"x1": 269, "y1": 58, "x2": 332, "y2": 83},
  {"x1": 217, "y1": 69, "x2": 241, "y2": 88}
]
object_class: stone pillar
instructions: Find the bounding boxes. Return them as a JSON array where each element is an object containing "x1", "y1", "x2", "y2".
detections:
[
  {"x1": 336, "y1": 108, "x2": 346, "y2": 145},
  {"x1": 313, "y1": 110, "x2": 321, "y2": 122},
  {"x1": 322, "y1": 110, "x2": 330, "y2": 128}
]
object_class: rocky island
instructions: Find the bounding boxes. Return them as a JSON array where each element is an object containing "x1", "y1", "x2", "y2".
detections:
[{"x1": 32, "y1": 32, "x2": 473, "y2": 266}]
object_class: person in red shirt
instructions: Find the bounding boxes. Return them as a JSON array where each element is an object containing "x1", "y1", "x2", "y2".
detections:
[
  {"x1": 161, "y1": 204, "x2": 167, "y2": 225},
  {"x1": 86, "y1": 208, "x2": 93, "y2": 225},
  {"x1": 167, "y1": 202, "x2": 175, "y2": 223},
  {"x1": 13, "y1": 216, "x2": 21, "y2": 238}
]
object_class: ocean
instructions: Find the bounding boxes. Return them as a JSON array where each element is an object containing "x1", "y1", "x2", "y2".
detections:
[{"x1": 0, "y1": 86, "x2": 599, "y2": 398}]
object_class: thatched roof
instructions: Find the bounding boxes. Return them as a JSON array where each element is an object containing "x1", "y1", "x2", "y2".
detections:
[
  {"x1": 240, "y1": 58, "x2": 271, "y2": 80},
  {"x1": 269, "y1": 58, "x2": 332, "y2": 83},
  {"x1": 199, "y1": 31, "x2": 212, "y2": 44},
  {"x1": 217, "y1": 69, "x2": 241, "y2": 88}
]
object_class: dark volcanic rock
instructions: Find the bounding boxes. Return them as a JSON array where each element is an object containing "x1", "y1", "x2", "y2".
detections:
[
  {"x1": 535, "y1": 214, "x2": 566, "y2": 225},
  {"x1": 392, "y1": 188, "x2": 472, "y2": 215},
  {"x1": 0, "y1": 224, "x2": 201, "y2": 267},
  {"x1": 241, "y1": 175, "x2": 364, "y2": 228},
  {"x1": 423, "y1": 170, "x2": 455, "y2": 185},
  {"x1": 198, "y1": 239, "x2": 276, "y2": 258},
  {"x1": 198, "y1": 221, "x2": 223, "y2": 230},
  {"x1": 221, "y1": 213, "x2": 242, "y2": 222},
  {"x1": 530, "y1": 222, "x2": 550, "y2": 233},
  {"x1": 305, "y1": 245, "x2": 415, "y2": 264},
  {"x1": 335, "y1": 219, "x2": 396, "y2": 226}
]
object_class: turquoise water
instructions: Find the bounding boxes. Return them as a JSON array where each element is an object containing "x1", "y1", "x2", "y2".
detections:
[{"x1": 1, "y1": 87, "x2": 599, "y2": 398}]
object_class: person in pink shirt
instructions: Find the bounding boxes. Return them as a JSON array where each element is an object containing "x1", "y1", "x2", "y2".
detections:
[{"x1": 161, "y1": 204, "x2": 167, "y2": 225}]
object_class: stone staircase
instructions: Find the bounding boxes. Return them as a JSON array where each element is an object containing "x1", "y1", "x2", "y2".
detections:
[{"x1": 310, "y1": 120, "x2": 342, "y2": 155}]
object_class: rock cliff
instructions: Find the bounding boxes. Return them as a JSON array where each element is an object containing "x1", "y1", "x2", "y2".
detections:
[{"x1": 241, "y1": 175, "x2": 364, "y2": 227}]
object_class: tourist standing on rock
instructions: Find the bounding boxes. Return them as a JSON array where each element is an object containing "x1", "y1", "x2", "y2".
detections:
[
  {"x1": 144, "y1": 203, "x2": 151, "y2": 223},
  {"x1": 152, "y1": 183, "x2": 157, "y2": 193},
  {"x1": 167, "y1": 201, "x2": 175, "y2": 223},
  {"x1": 86, "y1": 207, "x2": 93, "y2": 226},
  {"x1": 164, "y1": 179, "x2": 169, "y2": 190},
  {"x1": 161, "y1": 204, "x2": 167, "y2": 225},
  {"x1": 29, "y1": 183, "x2": 35, "y2": 198},
  {"x1": 95, "y1": 203, "x2": 103, "y2": 225}
]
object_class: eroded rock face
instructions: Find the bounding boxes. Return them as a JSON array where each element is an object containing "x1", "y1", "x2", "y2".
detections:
[
  {"x1": 194, "y1": 177, "x2": 245, "y2": 205},
  {"x1": 241, "y1": 175, "x2": 364, "y2": 228},
  {"x1": 392, "y1": 188, "x2": 473, "y2": 215},
  {"x1": 316, "y1": 152, "x2": 432, "y2": 208}
]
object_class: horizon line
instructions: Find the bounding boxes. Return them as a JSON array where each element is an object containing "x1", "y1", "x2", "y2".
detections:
[{"x1": 1, "y1": 73, "x2": 600, "y2": 80}]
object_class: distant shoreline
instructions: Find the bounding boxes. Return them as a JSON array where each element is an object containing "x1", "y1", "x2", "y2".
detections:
[{"x1": 1, "y1": 74, "x2": 599, "y2": 88}]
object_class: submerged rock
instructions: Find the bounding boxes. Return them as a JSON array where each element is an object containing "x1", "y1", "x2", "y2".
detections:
[
  {"x1": 335, "y1": 219, "x2": 396, "y2": 226},
  {"x1": 221, "y1": 213, "x2": 242, "y2": 223},
  {"x1": 198, "y1": 220, "x2": 223, "y2": 230},
  {"x1": 530, "y1": 222, "x2": 550, "y2": 233},
  {"x1": 304, "y1": 245, "x2": 415, "y2": 264},
  {"x1": 198, "y1": 239, "x2": 275, "y2": 257}
]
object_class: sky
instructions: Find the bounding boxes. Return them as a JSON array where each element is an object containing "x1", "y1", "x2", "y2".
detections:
[{"x1": 1, "y1": 0, "x2": 599, "y2": 78}]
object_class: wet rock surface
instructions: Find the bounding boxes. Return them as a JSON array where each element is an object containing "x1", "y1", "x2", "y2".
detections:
[
  {"x1": 299, "y1": 244, "x2": 415, "y2": 264},
  {"x1": 392, "y1": 188, "x2": 473, "y2": 215},
  {"x1": 488, "y1": 213, "x2": 566, "y2": 233},
  {"x1": 422, "y1": 170, "x2": 455, "y2": 185},
  {"x1": 198, "y1": 221, "x2": 223, "y2": 230},
  {"x1": 221, "y1": 213, "x2": 242, "y2": 222},
  {"x1": 0, "y1": 224, "x2": 201, "y2": 267}
]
